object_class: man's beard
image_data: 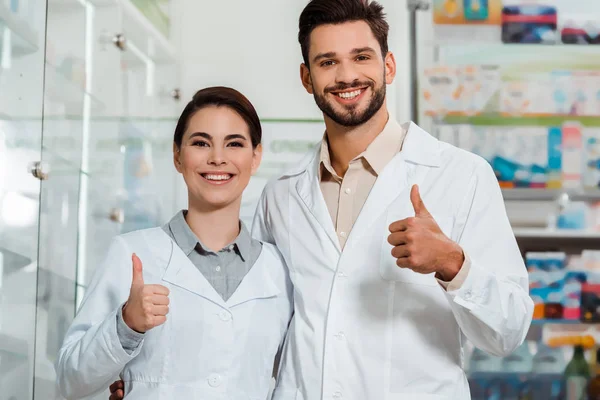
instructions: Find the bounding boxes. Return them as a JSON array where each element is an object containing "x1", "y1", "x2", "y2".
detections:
[{"x1": 313, "y1": 78, "x2": 386, "y2": 127}]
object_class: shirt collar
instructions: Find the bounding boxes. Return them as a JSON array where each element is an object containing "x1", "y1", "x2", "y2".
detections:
[
  {"x1": 318, "y1": 118, "x2": 406, "y2": 179},
  {"x1": 168, "y1": 210, "x2": 250, "y2": 261},
  {"x1": 168, "y1": 210, "x2": 198, "y2": 256},
  {"x1": 362, "y1": 118, "x2": 406, "y2": 175}
]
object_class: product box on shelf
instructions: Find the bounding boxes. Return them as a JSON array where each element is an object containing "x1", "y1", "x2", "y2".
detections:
[
  {"x1": 581, "y1": 283, "x2": 600, "y2": 322},
  {"x1": 547, "y1": 126, "x2": 563, "y2": 188},
  {"x1": 501, "y1": 5, "x2": 558, "y2": 44},
  {"x1": 584, "y1": 128, "x2": 600, "y2": 189},
  {"x1": 561, "y1": 18, "x2": 600, "y2": 45},
  {"x1": 561, "y1": 122, "x2": 583, "y2": 188}
]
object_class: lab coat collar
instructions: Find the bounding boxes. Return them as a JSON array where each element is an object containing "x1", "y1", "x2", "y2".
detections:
[
  {"x1": 159, "y1": 231, "x2": 280, "y2": 310},
  {"x1": 281, "y1": 121, "x2": 440, "y2": 178}
]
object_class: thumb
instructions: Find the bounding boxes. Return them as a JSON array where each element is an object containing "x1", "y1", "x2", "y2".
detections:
[
  {"x1": 131, "y1": 253, "x2": 144, "y2": 287},
  {"x1": 410, "y1": 185, "x2": 430, "y2": 217}
]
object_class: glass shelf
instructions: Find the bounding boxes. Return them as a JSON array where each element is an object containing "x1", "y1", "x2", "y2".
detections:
[
  {"x1": 44, "y1": 61, "x2": 105, "y2": 114},
  {"x1": 0, "y1": 2, "x2": 39, "y2": 57}
]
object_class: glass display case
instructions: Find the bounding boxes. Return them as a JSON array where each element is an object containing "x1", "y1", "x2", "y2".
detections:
[{"x1": 0, "y1": 0, "x2": 180, "y2": 398}]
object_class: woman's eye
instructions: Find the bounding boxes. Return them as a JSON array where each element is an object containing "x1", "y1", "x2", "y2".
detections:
[
  {"x1": 228, "y1": 141, "x2": 244, "y2": 148},
  {"x1": 192, "y1": 141, "x2": 209, "y2": 147}
]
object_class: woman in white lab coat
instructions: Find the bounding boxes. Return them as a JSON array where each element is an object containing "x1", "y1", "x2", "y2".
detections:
[{"x1": 55, "y1": 87, "x2": 293, "y2": 400}]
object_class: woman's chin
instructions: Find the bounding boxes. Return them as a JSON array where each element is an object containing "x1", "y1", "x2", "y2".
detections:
[{"x1": 191, "y1": 195, "x2": 242, "y2": 212}]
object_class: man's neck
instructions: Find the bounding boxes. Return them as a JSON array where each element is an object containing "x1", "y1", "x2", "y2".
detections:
[
  {"x1": 324, "y1": 104, "x2": 390, "y2": 178},
  {"x1": 185, "y1": 199, "x2": 241, "y2": 252}
]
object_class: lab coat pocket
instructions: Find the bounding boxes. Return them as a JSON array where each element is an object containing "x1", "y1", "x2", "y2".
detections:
[{"x1": 380, "y1": 213, "x2": 454, "y2": 286}]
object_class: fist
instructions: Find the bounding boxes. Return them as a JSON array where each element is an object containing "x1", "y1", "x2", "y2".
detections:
[{"x1": 122, "y1": 254, "x2": 170, "y2": 333}]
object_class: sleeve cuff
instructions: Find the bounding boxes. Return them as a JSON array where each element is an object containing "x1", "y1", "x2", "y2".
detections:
[
  {"x1": 116, "y1": 303, "x2": 145, "y2": 354},
  {"x1": 437, "y1": 252, "x2": 472, "y2": 292}
]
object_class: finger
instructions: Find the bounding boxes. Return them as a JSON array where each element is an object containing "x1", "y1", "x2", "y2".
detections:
[
  {"x1": 131, "y1": 253, "x2": 144, "y2": 288},
  {"x1": 152, "y1": 294, "x2": 170, "y2": 306},
  {"x1": 410, "y1": 185, "x2": 431, "y2": 217},
  {"x1": 110, "y1": 380, "x2": 124, "y2": 392},
  {"x1": 147, "y1": 284, "x2": 170, "y2": 296},
  {"x1": 387, "y1": 231, "x2": 409, "y2": 246},
  {"x1": 109, "y1": 389, "x2": 124, "y2": 400},
  {"x1": 389, "y1": 218, "x2": 410, "y2": 233},
  {"x1": 391, "y1": 245, "x2": 410, "y2": 259},
  {"x1": 153, "y1": 315, "x2": 167, "y2": 327},
  {"x1": 396, "y1": 257, "x2": 412, "y2": 269},
  {"x1": 109, "y1": 381, "x2": 124, "y2": 392},
  {"x1": 152, "y1": 305, "x2": 169, "y2": 316}
]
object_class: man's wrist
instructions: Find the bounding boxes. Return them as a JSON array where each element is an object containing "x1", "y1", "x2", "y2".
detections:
[{"x1": 437, "y1": 243, "x2": 464, "y2": 282}]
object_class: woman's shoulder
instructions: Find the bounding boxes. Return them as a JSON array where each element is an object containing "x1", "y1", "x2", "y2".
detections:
[
  {"x1": 111, "y1": 227, "x2": 172, "y2": 262},
  {"x1": 117, "y1": 226, "x2": 168, "y2": 246}
]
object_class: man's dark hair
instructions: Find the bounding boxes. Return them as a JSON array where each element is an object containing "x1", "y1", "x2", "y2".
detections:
[{"x1": 298, "y1": 0, "x2": 389, "y2": 67}]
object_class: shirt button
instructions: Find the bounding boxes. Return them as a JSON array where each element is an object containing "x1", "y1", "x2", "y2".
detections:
[
  {"x1": 339, "y1": 231, "x2": 347, "y2": 238},
  {"x1": 344, "y1": 188, "x2": 352, "y2": 195},
  {"x1": 337, "y1": 272, "x2": 348, "y2": 278},
  {"x1": 335, "y1": 332, "x2": 345, "y2": 340},
  {"x1": 215, "y1": 265, "x2": 221, "y2": 272},
  {"x1": 207, "y1": 373, "x2": 222, "y2": 387},
  {"x1": 464, "y1": 290, "x2": 473, "y2": 300},
  {"x1": 333, "y1": 391, "x2": 343, "y2": 399},
  {"x1": 219, "y1": 311, "x2": 231, "y2": 322}
]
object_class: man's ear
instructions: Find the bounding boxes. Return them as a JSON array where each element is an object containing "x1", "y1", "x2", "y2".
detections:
[{"x1": 300, "y1": 63, "x2": 314, "y2": 94}]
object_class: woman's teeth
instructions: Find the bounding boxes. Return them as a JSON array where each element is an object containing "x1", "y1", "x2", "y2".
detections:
[
  {"x1": 203, "y1": 174, "x2": 232, "y2": 181},
  {"x1": 337, "y1": 89, "x2": 362, "y2": 99}
]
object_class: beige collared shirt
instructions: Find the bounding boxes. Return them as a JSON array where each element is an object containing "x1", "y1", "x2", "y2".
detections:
[
  {"x1": 318, "y1": 119, "x2": 470, "y2": 290},
  {"x1": 319, "y1": 119, "x2": 405, "y2": 249}
]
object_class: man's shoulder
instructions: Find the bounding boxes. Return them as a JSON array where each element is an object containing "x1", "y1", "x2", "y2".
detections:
[{"x1": 438, "y1": 139, "x2": 492, "y2": 177}]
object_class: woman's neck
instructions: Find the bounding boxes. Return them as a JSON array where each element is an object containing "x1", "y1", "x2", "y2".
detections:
[{"x1": 184, "y1": 200, "x2": 241, "y2": 252}]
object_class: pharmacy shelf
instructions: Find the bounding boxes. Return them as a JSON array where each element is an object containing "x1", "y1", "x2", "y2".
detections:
[
  {"x1": 531, "y1": 319, "x2": 595, "y2": 326},
  {"x1": 503, "y1": 189, "x2": 600, "y2": 202},
  {"x1": 0, "y1": 2, "x2": 39, "y2": 57},
  {"x1": 513, "y1": 229, "x2": 600, "y2": 239}
]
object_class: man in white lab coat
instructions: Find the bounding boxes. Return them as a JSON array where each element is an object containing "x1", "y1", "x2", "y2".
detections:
[
  {"x1": 252, "y1": 1, "x2": 533, "y2": 399},
  {"x1": 109, "y1": 0, "x2": 533, "y2": 399}
]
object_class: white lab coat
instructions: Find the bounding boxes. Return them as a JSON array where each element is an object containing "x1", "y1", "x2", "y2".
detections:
[
  {"x1": 252, "y1": 121, "x2": 534, "y2": 400},
  {"x1": 56, "y1": 227, "x2": 293, "y2": 400}
]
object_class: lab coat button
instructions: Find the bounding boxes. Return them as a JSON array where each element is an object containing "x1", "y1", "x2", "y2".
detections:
[
  {"x1": 219, "y1": 311, "x2": 231, "y2": 321},
  {"x1": 335, "y1": 332, "x2": 345, "y2": 340},
  {"x1": 333, "y1": 391, "x2": 343, "y2": 399},
  {"x1": 464, "y1": 290, "x2": 473, "y2": 300},
  {"x1": 208, "y1": 373, "x2": 222, "y2": 387}
]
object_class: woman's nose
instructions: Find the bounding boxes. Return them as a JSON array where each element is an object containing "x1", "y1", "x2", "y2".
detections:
[{"x1": 208, "y1": 148, "x2": 227, "y2": 166}]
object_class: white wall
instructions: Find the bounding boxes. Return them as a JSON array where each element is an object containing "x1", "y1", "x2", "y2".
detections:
[{"x1": 173, "y1": 0, "x2": 413, "y2": 123}]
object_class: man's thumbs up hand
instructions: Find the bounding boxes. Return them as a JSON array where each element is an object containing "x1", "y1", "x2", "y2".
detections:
[
  {"x1": 122, "y1": 254, "x2": 170, "y2": 333},
  {"x1": 387, "y1": 185, "x2": 464, "y2": 281}
]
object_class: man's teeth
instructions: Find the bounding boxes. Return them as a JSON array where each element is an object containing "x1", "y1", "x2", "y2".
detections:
[
  {"x1": 337, "y1": 89, "x2": 362, "y2": 99},
  {"x1": 204, "y1": 174, "x2": 232, "y2": 181}
]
